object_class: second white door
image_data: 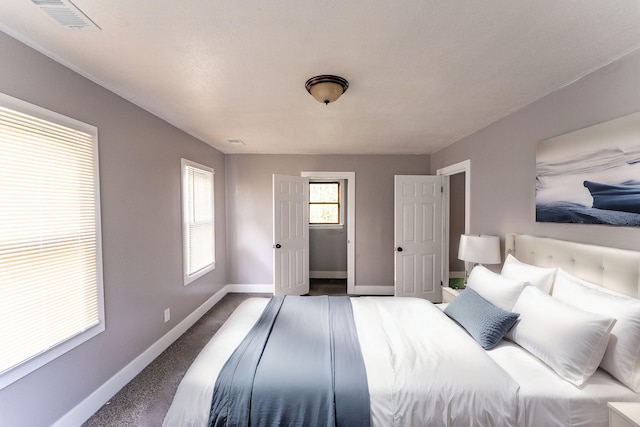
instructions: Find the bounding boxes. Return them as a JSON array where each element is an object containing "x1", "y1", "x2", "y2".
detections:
[{"x1": 394, "y1": 175, "x2": 443, "y2": 301}]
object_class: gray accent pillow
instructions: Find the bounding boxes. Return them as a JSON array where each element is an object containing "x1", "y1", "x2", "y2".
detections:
[{"x1": 444, "y1": 288, "x2": 519, "y2": 350}]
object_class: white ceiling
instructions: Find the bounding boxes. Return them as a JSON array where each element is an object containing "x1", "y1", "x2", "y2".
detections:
[{"x1": 2, "y1": 1, "x2": 640, "y2": 155}]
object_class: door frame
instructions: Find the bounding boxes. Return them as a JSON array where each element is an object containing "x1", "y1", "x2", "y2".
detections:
[
  {"x1": 301, "y1": 171, "x2": 355, "y2": 295},
  {"x1": 436, "y1": 159, "x2": 471, "y2": 287}
]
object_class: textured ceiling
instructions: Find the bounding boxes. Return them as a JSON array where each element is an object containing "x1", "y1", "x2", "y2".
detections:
[{"x1": 2, "y1": 1, "x2": 640, "y2": 154}]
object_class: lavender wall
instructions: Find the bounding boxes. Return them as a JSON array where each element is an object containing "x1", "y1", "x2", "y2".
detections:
[
  {"x1": 432, "y1": 48, "x2": 640, "y2": 252},
  {"x1": 310, "y1": 226, "x2": 348, "y2": 273},
  {"x1": 0, "y1": 33, "x2": 227, "y2": 427},
  {"x1": 225, "y1": 154, "x2": 430, "y2": 287}
]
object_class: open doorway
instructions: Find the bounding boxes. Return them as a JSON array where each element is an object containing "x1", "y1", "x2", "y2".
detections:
[
  {"x1": 309, "y1": 179, "x2": 347, "y2": 295},
  {"x1": 437, "y1": 160, "x2": 471, "y2": 287},
  {"x1": 302, "y1": 171, "x2": 355, "y2": 295},
  {"x1": 448, "y1": 173, "x2": 466, "y2": 282}
]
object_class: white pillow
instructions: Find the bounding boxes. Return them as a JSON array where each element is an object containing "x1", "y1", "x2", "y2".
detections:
[
  {"x1": 552, "y1": 269, "x2": 640, "y2": 392},
  {"x1": 501, "y1": 254, "x2": 557, "y2": 294},
  {"x1": 467, "y1": 265, "x2": 527, "y2": 311},
  {"x1": 507, "y1": 286, "x2": 616, "y2": 386}
]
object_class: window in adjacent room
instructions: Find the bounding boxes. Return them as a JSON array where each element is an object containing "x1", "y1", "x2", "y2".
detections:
[
  {"x1": 0, "y1": 92, "x2": 104, "y2": 390},
  {"x1": 181, "y1": 159, "x2": 215, "y2": 285},
  {"x1": 309, "y1": 181, "x2": 342, "y2": 226}
]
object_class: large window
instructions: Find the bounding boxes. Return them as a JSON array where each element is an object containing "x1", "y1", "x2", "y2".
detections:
[
  {"x1": 309, "y1": 181, "x2": 341, "y2": 225},
  {"x1": 181, "y1": 159, "x2": 215, "y2": 285},
  {"x1": 0, "y1": 93, "x2": 104, "y2": 389}
]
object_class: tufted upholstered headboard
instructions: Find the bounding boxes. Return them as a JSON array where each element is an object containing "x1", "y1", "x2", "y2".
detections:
[{"x1": 505, "y1": 233, "x2": 640, "y2": 299}]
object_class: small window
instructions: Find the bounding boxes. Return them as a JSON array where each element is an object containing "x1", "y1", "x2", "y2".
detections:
[
  {"x1": 309, "y1": 181, "x2": 341, "y2": 225},
  {"x1": 181, "y1": 159, "x2": 215, "y2": 285},
  {"x1": 0, "y1": 92, "x2": 104, "y2": 390}
]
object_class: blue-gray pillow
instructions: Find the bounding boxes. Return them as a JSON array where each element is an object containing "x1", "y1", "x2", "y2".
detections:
[{"x1": 444, "y1": 288, "x2": 519, "y2": 350}]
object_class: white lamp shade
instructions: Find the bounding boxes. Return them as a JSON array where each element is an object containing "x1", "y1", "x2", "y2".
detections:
[{"x1": 458, "y1": 234, "x2": 501, "y2": 264}]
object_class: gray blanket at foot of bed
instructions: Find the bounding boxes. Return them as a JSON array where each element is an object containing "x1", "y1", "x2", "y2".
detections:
[{"x1": 208, "y1": 295, "x2": 370, "y2": 427}]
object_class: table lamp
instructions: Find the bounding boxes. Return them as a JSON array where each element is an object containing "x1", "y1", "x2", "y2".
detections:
[{"x1": 458, "y1": 234, "x2": 501, "y2": 284}]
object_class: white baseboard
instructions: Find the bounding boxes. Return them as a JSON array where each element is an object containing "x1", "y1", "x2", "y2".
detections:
[
  {"x1": 53, "y1": 284, "x2": 236, "y2": 427},
  {"x1": 353, "y1": 285, "x2": 394, "y2": 295},
  {"x1": 310, "y1": 270, "x2": 348, "y2": 279},
  {"x1": 225, "y1": 283, "x2": 273, "y2": 293}
]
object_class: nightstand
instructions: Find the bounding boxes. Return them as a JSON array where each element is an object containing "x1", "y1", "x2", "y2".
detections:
[
  {"x1": 441, "y1": 287, "x2": 461, "y2": 303},
  {"x1": 609, "y1": 402, "x2": 640, "y2": 427}
]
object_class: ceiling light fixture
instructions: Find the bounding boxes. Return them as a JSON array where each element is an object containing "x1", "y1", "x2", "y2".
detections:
[{"x1": 305, "y1": 75, "x2": 349, "y2": 105}]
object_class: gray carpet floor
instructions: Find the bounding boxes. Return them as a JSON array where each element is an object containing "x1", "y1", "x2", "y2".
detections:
[{"x1": 83, "y1": 280, "x2": 346, "y2": 426}]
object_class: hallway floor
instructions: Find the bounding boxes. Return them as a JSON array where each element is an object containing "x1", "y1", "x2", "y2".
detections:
[{"x1": 308, "y1": 278, "x2": 348, "y2": 296}]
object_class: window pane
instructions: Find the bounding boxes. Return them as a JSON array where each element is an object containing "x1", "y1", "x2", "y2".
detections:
[
  {"x1": 0, "y1": 95, "x2": 103, "y2": 388},
  {"x1": 191, "y1": 168, "x2": 213, "y2": 222},
  {"x1": 309, "y1": 183, "x2": 338, "y2": 203},
  {"x1": 310, "y1": 204, "x2": 339, "y2": 224},
  {"x1": 182, "y1": 160, "x2": 215, "y2": 284}
]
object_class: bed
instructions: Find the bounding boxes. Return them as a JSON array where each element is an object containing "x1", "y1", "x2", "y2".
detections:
[{"x1": 163, "y1": 234, "x2": 640, "y2": 427}]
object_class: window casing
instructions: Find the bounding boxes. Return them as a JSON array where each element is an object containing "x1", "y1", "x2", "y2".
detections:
[
  {"x1": 181, "y1": 159, "x2": 215, "y2": 285},
  {"x1": 309, "y1": 181, "x2": 342, "y2": 227},
  {"x1": 0, "y1": 92, "x2": 104, "y2": 390}
]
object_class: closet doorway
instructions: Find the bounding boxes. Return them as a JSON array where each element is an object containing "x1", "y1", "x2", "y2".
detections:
[{"x1": 302, "y1": 171, "x2": 355, "y2": 295}]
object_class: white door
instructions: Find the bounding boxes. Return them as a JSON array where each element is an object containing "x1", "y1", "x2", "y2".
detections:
[
  {"x1": 273, "y1": 174, "x2": 309, "y2": 296},
  {"x1": 394, "y1": 175, "x2": 443, "y2": 301}
]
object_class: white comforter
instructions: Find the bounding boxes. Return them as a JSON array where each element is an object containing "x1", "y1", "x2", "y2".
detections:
[
  {"x1": 351, "y1": 297, "x2": 520, "y2": 426},
  {"x1": 164, "y1": 296, "x2": 640, "y2": 427},
  {"x1": 164, "y1": 297, "x2": 521, "y2": 427}
]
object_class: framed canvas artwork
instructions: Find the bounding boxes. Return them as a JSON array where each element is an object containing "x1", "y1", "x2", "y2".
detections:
[{"x1": 536, "y1": 112, "x2": 640, "y2": 226}]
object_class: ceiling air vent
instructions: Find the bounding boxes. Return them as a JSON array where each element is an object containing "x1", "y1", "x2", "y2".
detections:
[{"x1": 31, "y1": 0, "x2": 100, "y2": 30}]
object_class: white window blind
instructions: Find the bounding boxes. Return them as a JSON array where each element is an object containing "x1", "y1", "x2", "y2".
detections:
[
  {"x1": 181, "y1": 159, "x2": 215, "y2": 285},
  {"x1": 0, "y1": 93, "x2": 103, "y2": 389}
]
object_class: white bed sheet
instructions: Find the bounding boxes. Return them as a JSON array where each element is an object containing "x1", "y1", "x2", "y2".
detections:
[
  {"x1": 163, "y1": 297, "x2": 639, "y2": 427},
  {"x1": 488, "y1": 340, "x2": 640, "y2": 427}
]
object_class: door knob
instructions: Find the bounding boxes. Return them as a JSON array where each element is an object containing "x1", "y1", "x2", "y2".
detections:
[
  {"x1": 275, "y1": 243, "x2": 281, "y2": 249},
  {"x1": 397, "y1": 247, "x2": 403, "y2": 252}
]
